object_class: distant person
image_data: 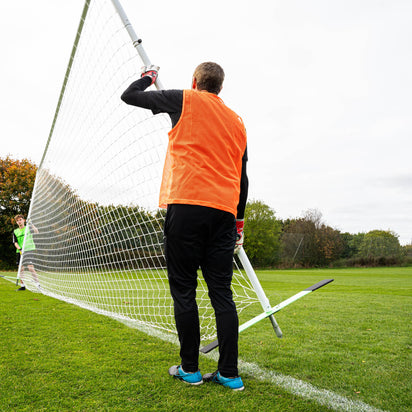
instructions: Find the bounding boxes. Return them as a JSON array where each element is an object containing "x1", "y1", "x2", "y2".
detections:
[
  {"x1": 121, "y1": 62, "x2": 248, "y2": 390},
  {"x1": 13, "y1": 214, "x2": 41, "y2": 291}
]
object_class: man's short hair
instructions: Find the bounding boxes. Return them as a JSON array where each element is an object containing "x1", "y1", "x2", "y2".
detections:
[
  {"x1": 14, "y1": 214, "x2": 25, "y2": 221},
  {"x1": 193, "y1": 62, "x2": 225, "y2": 95}
]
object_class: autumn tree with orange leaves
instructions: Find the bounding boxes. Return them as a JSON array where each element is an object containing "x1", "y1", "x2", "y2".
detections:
[{"x1": 0, "y1": 156, "x2": 37, "y2": 269}]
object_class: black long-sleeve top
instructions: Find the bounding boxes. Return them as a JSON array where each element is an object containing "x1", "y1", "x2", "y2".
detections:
[{"x1": 121, "y1": 76, "x2": 249, "y2": 219}]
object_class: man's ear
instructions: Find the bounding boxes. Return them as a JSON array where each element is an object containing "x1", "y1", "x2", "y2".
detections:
[{"x1": 191, "y1": 77, "x2": 197, "y2": 90}]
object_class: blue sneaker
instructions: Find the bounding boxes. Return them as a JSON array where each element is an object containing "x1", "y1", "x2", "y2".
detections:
[
  {"x1": 203, "y1": 371, "x2": 244, "y2": 391},
  {"x1": 168, "y1": 365, "x2": 203, "y2": 386}
]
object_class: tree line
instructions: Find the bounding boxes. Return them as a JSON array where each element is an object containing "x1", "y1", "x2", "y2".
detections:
[
  {"x1": 244, "y1": 200, "x2": 411, "y2": 268},
  {"x1": 1, "y1": 156, "x2": 410, "y2": 270}
]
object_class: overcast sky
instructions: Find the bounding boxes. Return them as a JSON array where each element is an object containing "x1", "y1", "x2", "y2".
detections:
[{"x1": 1, "y1": 0, "x2": 411, "y2": 245}]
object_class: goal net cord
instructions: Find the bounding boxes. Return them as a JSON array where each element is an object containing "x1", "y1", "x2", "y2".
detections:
[{"x1": 19, "y1": 0, "x2": 266, "y2": 342}]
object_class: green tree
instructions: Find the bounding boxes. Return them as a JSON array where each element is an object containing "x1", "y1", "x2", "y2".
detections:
[
  {"x1": 244, "y1": 200, "x2": 282, "y2": 267},
  {"x1": 348, "y1": 232, "x2": 365, "y2": 257},
  {"x1": 0, "y1": 156, "x2": 37, "y2": 269},
  {"x1": 403, "y1": 244, "x2": 412, "y2": 264},
  {"x1": 358, "y1": 230, "x2": 403, "y2": 261}
]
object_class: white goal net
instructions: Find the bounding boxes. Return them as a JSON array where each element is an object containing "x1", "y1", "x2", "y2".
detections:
[{"x1": 21, "y1": 0, "x2": 260, "y2": 341}]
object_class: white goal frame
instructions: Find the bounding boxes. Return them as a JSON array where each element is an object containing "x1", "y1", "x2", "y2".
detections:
[{"x1": 18, "y1": 0, "x2": 334, "y2": 349}]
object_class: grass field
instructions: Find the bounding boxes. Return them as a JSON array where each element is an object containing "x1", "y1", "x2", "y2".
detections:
[{"x1": 0, "y1": 267, "x2": 410, "y2": 411}]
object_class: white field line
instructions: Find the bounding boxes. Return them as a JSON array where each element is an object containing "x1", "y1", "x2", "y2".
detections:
[
  {"x1": 120, "y1": 319, "x2": 386, "y2": 412},
  {"x1": 238, "y1": 359, "x2": 386, "y2": 412}
]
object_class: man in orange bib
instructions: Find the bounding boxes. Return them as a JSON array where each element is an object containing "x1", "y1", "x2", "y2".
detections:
[{"x1": 121, "y1": 62, "x2": 248, "y2": 391}]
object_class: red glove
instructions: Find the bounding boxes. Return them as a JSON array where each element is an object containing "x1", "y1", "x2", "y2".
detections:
[
  {"x1": 234, "y1": 219, "x2": 244, "y2": 254},
  {"x1": 140, "y1": 64, "x2": 159, "y2": 85}
]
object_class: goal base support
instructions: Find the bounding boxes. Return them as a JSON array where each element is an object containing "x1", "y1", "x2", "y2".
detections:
[{"x1": 200, "y1": 278, "x2": 334, "y2": 354}]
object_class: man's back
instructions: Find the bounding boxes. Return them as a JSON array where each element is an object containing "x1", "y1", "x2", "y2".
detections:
[{"x1": 159, "y1": 89, "x2": 247, "y2": 216}]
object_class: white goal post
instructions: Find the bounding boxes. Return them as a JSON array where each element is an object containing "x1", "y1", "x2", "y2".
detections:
[{"x1": 19, "y1": 0, "x2": 332, "y2": 346}]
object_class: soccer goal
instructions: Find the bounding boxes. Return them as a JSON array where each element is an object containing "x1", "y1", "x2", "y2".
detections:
[{"x1": 21, "y1": 0, "x2": 333, "y2": 346}]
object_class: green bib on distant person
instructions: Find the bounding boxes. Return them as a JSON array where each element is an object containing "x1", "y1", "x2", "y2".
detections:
[{"x1": 14, "y1": 226, "x2": 35, "y2": 253}]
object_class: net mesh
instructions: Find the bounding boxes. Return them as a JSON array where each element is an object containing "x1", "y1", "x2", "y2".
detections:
[{"x1": 21, "y1": 0, "x2": 259, "y2": 341}]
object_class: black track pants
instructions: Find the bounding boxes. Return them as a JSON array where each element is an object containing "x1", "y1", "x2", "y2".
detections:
[{"x1": 164, "y1": 204, "x2": 239, "y2": 377}]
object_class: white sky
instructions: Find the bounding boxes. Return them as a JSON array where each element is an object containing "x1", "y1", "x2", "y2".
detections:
[{"x1": 1, "y1": 0, "x2": 411, "y2": 245}]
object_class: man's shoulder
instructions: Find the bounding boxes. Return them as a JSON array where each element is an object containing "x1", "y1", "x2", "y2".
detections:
[
  {"x1": 161, "y1": 89, "x2": 184, "y2": 96},
  {"x1": 150, "y1": 89, "x2": 184, "y2": 104}
]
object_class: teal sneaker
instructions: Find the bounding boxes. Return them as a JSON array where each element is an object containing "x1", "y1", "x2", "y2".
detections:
[
  {"x1": 203, "y1": 371, "x2": 244, "y2": 391},
  {"x1": 168, "y1": 365, "x2": 203, "y2": 386}
]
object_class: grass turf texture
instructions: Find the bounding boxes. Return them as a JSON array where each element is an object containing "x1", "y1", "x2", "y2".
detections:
[{"x1": 0, "y1": 267, "x2": 410, "y2": 411}]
